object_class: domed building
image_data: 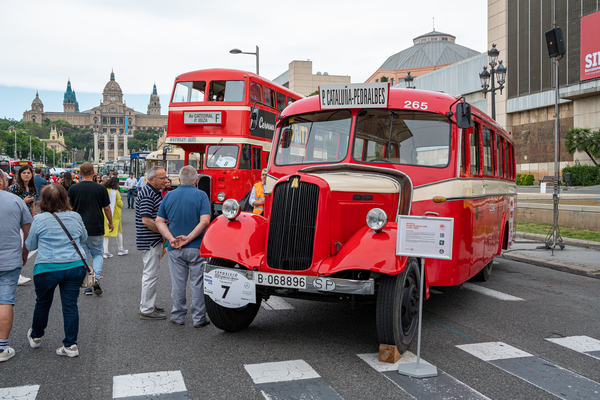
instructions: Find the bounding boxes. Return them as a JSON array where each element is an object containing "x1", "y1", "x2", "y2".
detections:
[
  {"x1": 23, "y1": 71, "x2": 167, "y2": 162},
  {"x1": 366, "y1": 30, "x2": 480, "y2": 85}
]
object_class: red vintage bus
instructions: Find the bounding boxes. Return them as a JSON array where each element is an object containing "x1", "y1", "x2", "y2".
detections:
[
  {"x1": 201, "y1": 83, "x2": 516, "y2": 351},
  {"x1": 165, "y1": 69, "x2": 303, "y2": 217},
  {"x1": 8, "y1": 160, "x2": 33, "y2": 183}
]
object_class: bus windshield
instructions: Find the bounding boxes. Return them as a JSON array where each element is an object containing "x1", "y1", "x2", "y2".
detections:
[
  {"x1": 172, "y1": 80, "x2": 245, "y2": 103},
  {"x1": 206, "y1": 145, "x2": 238, "y2": 168},
  {"x1": 275, "y1": 110, "x2": 352, "y2": 166},
  {"x1": 353, "y1": 110, "x2": 451, "y2": 167}
]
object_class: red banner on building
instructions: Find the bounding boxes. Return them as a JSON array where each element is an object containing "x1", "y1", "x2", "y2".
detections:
[{"x1": 581, "y1": 10, "x2": 600, "y2": 81}]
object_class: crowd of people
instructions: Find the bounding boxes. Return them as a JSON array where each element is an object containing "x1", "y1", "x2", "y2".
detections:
[{"x1": 0, "y1": 162, "x2": 214, "y2": 363}]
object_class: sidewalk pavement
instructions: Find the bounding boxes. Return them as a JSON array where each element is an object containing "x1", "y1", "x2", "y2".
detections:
[{"x1": 502, "y1": 232, "x2": 600, "y2": 278}]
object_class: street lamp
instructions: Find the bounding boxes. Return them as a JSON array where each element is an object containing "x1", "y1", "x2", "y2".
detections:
[
  {"x1": 405, "y1": 71, "x2": 416, "y2": 89},
  {"x1": 479, "y1": 43, "x2": 506, "y2": 121},
  {"x1": 230, "y1": 45, "x2": 260, "y2": 75}
]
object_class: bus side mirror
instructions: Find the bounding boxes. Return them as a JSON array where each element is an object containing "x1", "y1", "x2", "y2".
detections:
[
  {"x1": 250, "y1": 108, "x2": 259, "y2": 131},
  {"x1": 281, "y1": 128, "x2": 293, "y2": 149},
  {"x1": 242, "y1": 145, "x2": 251, "y2": 161},
  {"x1": 455, "y1": 103, "x2": 472, "y2": 129}
]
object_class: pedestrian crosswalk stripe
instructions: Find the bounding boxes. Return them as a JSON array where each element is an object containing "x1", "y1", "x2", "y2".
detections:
[
  {"x1": 358, "y1": 353, "x2": 491, "y2": 399},
  {"x1": 457, "y1": 342, "x2": 600, "y2": 399},
  {"x1": 547, "y1": 335, "x2": 600, "y2": 360},
  {"x1": 0, "y1": 385, "x2": 40, "y2": 400},
  {"x1": 112, "y1": 371, "x2": 187, "y2": 399},
  {"x1": 244, "y1": 359, "x2": 344, "y2": 399},
  {"x1": 462, "y1": 282, "x2": 525, "y2": 301},
  {"x1": 261, "y1": 296, "x2": 293, "y2": 310}
]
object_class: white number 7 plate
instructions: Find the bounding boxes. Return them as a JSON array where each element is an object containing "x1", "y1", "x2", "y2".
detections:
[{"x1": 204, "y1": 269, "x2": 256, "y2": 308}]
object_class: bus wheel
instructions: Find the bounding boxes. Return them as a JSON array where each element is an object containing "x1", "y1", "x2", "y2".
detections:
[
  {"x1": 204, "y1": 258, "x2": 263, "y2": 332},
  {"x1": 475, "y1": 261, "x2": 493, "y2": 282},
  {"x1": 376, "y1": 258, "x2": 420, "y2": 352}
]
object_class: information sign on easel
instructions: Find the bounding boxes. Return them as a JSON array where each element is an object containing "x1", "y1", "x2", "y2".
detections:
[{"x1": 395, "y1": 215, "x2": 454, "y2": 378}]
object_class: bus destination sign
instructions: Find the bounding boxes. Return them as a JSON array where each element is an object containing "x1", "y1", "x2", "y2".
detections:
[
  {"x1": 319, "y1": 83, "x2": 389, "y2": 110},
  {"x1": 184, "y1": 111, "x2": 223, "y2": 125}
]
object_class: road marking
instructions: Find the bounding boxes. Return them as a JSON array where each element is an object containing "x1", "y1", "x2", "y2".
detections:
[
  {"x1": 462, "y1": 282, "x2": 525, "y2": 301},
  {"x1": 0, "y1": 385, "x2": 40, "y2": 400},
  {"x1": 261, "y1": 296, "x2": 293, "y2": 310},
  {"x1": 358, "y1": 353, "x2": 490, "y2": 399},
  {"x1": 457, "y1": 342, "x2": 600, "y2": 399},
  {"x1": 547, "y1": 336, "x2": 600, "y2": 360},
  {"x1": 112, "y1": 371, "x2": 188, "y2": 399},
  {"x1": 244, "y1": 360, "x2": 344, "y2": 399}
]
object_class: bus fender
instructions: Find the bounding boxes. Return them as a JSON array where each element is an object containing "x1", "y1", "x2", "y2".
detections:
[
  {"x1": 200, "y1": 212, "x2": 268, "y2": 268},
  {"x1": 322, "y1": 223, "x2": 406, "y2": 276}
]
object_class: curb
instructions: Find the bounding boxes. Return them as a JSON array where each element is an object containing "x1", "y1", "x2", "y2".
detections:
[
  {"x1": 502, "y1": 251, "x2": 600, "y2": 278},
  {"x1": 515, "y1": 232, "x2": 600, "y2": 251}
]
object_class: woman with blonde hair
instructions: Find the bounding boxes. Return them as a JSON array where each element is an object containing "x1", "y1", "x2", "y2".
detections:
[{"x1": 102, "y1": 177, "x2": 127, "y2": 259}]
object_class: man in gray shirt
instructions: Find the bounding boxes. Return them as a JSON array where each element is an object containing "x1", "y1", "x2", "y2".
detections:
[{"x1": 0, "y1": 169, "x2": 33, "y2": 362}]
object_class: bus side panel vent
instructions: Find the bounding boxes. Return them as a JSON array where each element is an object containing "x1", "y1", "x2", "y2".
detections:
[{"x1": 267, "y1": 178, "x2": 319, "y2": 271}]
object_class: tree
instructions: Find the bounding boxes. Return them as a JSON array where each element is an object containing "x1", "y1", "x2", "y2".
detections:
[
  {"x1": 380, "y1": 76, "x2": 388, "y2": 82},
  {"x1": 308, "y1": 90, "x2": 319, "y2": 97},
  {"x1": 565, "y1": 127, "x2": 600, "y2": 166}
]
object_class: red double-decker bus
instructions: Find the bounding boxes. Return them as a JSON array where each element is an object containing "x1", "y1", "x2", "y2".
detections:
[
  {"x1": 165, "y1": 69, "x2": 303, "y2": 217},
  {"x1": 7, "y1": 160, "x2": 33, "y2": 183},
  {"x1": 200, "y1": 83, "x2": 517, "y2": 351}
]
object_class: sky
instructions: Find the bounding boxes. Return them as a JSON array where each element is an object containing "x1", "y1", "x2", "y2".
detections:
[{"x1": 0, "y1": 0, "x2": 488, "y2": 121}]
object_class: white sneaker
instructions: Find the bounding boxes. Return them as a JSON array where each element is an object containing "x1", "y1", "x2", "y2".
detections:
[
  {"x1": 103, "y1": 252, "x2": 113, "y2": 259},
  {"x1": 0, "y1": 346, "x2": 15, "y2": 362},
  {"x1": 18, "y1": 275, "x2": 31, "y2": 285},
  {"x1": 56, "y1": 344, "x2": 79, "y2": 358},
  {"x1": 27, "y1": 329, "x2": 41, "y2": 348},
  {"x1": 118, "y1": 249, "x2": 129, "y2": 256}
]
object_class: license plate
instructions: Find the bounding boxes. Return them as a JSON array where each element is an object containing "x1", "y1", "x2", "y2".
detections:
[{"x1": 254, "y1": 272, "x2": 307, "y2": 289}]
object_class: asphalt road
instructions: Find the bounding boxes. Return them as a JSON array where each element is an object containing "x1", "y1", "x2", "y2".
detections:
[{"x1": 2, "y1": 208, "x2": 600, "y2": 400}]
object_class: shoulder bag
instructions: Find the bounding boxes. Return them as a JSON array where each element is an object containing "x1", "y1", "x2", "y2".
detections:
[{"x1": 51, "y1": 212, "x2": 96, "y2": 288}]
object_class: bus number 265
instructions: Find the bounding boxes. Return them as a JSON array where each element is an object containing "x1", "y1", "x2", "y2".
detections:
[{"x1": 404, "y1": 101, "x2": 428, "y2": 110}]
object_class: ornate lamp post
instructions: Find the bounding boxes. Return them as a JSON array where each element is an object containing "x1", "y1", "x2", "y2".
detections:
[
  {"x1": 230, "y1": 45, "x2": 260, "y2": 75},
  {"x1": 479, "y1": 44, "x2": 506, "y2": 120},
  {"x1": 405, "y1": 72, "x2": 416, "y2": 89}
]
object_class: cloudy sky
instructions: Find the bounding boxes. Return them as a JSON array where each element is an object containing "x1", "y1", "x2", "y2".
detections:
[{"x1": 0, "y1": 0, "x2": 488, "y2": 121}]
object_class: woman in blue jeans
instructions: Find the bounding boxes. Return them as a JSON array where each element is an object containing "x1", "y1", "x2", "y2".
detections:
[{"x1": 25, "y1": 184, "x2": 88, "y2": 357}]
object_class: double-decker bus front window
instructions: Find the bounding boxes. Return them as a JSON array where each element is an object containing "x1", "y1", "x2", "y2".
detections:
[
  {"x1": 206, "y1": 145, "x2": 238, "y2": 168},
  {"x1": 172, "y1": 81, "x2": 206, "y2": 103},
  {"x1": 208, "y1": 81, "x2": 245, "y2": 102},
  {"x1": 275, "y1": 110, "x2": 351, "y2": 166},
  {"x1": 353, "y1": 110, "x2": 450, "y2": 167}
]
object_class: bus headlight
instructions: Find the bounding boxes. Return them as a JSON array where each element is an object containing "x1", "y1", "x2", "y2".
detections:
[
  {"x1": 366, "y1": 208, "x2": 388, "y2": 231},
  {"x1": 222, "y1": 199, "x2": 241, "y2": 220},
  {"x1": 217, "y1": 192, "x2": 226, "y2": 201}
]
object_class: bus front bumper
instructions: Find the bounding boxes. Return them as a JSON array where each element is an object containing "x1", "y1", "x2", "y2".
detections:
[{"x1": 203, "y1": 262, "x2": 374, "y2": 296}]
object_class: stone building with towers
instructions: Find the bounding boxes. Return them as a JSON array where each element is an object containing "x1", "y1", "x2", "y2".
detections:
[{"x1": 23, "y1": 71, "x2": 168, "y2": 162}]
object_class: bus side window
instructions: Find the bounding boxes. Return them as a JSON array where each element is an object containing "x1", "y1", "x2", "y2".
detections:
[
  {"x1": 482, "y1": 126, "x2": 493, "y2": 176},
  {"x1": 276, "y1": 92, "x2": 286, "y2": 111},
  {"x1": 460, "y1": 128, "x2": 467, "y2": 174},
  {"x1": 250, "y1": 82, "x2": 263, "y2": 104},
  {"x1": 497, "y1": 136, "x2": 503, "y2": 177},
  {"x1": 264, "y1": 87, "x2": 275, "y2": 108},
  {"x1": 252, "y1": 147, "x2": 262, "y2": 170},
  {"x1": 240, "y1": 144, "x2": 251, "y2": 170},
  {"x1": 470, "y1": 124, "x2": 480, "y2": 175},
  {"x1": 505, "y1": 140, "x2": 510, "y2": 179},
  {"x1": 287, "y1": 96, "x2": 295, "y2": 106}
]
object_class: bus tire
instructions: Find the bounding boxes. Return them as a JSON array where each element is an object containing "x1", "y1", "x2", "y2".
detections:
[
  {"x1": 204, "y1": 258, "x2": 262, "y2": 332},
  {"x1": 475, "y1": 261, "x2": 492, "y2": 282},
  {"x1": 376, "y1": 258, "x2": 420, "y2": 352}
]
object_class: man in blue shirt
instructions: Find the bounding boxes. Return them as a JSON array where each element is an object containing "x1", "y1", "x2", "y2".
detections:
[{"x1": 156, "y1": 166, "x2": 211, "y2": 327}]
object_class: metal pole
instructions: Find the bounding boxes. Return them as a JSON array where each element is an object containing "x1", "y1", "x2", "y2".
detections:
[
  {"x1": 29, "y1": 136, "x2": 32, "y2": 160},
  {"x1": 14, "y1": 130, "x2": 17, "y2": 159},
  {"x1": 490, "y1": 68, "x2": 496, "y2": 121},
  {"x1": 255, "y1": 45, "x2": 260, "y2": 75}
]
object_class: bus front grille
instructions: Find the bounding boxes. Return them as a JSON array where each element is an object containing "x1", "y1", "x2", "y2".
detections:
[{"x1": 267, "y1": 178, "x2": 319, "y2": 271}]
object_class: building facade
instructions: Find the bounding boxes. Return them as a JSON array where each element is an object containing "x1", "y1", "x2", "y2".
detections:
[
  {"x1": 273, "y1": 60, "x2": 351, "y2": 96},
  {"x1": 23, "y1": 71, "x2": 168, "y2": 162}
]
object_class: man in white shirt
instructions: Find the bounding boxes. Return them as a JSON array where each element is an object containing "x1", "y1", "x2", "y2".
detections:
[{"x1": 124, "y1": 173, "x2": 137, "y2": 209}]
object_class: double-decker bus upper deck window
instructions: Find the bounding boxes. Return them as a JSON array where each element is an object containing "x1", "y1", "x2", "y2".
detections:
[
  {"x1": 250, "y1": 82, "x2": 263, "y2": 103},
  {"x1": 264, "y1": 87, "x2": 275, "y2": 108},
  {"x1": 276, "y1": 92, "x2": 286, "y2": 111},
  {"x1": 275, "y1": 110, "x2": 351, "y2": 166},
  {"x1": 482, "y1": 126, "x2": 493, "y2": 175},
  {"x1": 353, "y1": 110, "x2": 450, "y2": 167},
  {"x1": 208, "y1": 80, "x2": 245, "y2": 102},
  {"x1": 206, "y1": 144, "x2": 239, "y2": 168},
  {"x1": 172, "y1": 81, "x2": 206, "y2": 102},
  {"x1": 470, "y1": 124, "x2": 480, "y2": 175},
  {"x1": 496, "y1": 135, "x2": 503, "y2": 177}
]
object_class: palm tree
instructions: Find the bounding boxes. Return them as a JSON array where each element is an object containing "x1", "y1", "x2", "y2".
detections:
[{"x1": 565, "y1": 127, "x2": 598, "y2": 165}]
